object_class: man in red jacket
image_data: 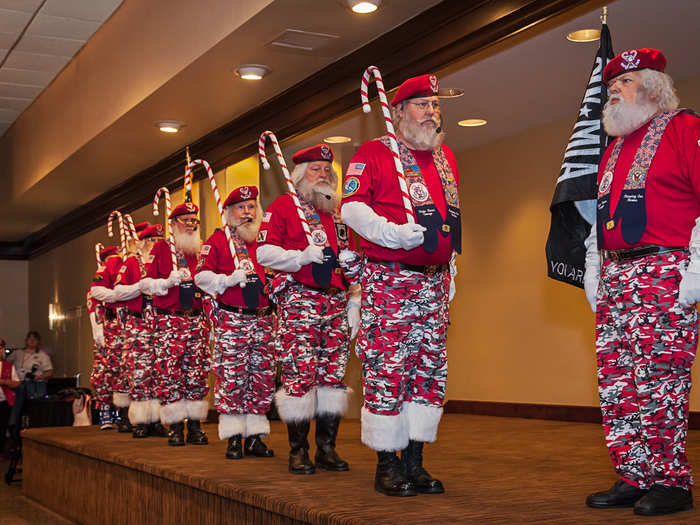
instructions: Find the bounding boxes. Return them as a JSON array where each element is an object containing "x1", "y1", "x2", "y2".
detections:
[
  {"x1": 196, "y1": 186, "x2": 275, "y2": 460},
  {"x1": 257, "y1": 145, "x2": 360, "y2": 475},
  {"x1": 140, "y1": 202, "x2": 210, "y2": 446},
  {"x1": 583, "y1": 48, "x2": 700, "y2": 516},
  {"x1": 341, "y1": 74, "x2": 460, "y2": 496}
]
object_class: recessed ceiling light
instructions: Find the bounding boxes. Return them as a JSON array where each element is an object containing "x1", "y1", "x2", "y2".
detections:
[
  {"x1": 324, "y1": 136, "x2": 352, "y2": 143},
  {"x1": 566, "y1": 29, "x2": 600, "y2": 42},
  {"x1": 338, "y1": 0, "x2": 381, "y2": 14},
  {"x1": 156, "y1": 121, "x2": 183, "y2": 133},
  {"x1": 458, "y1": 119, "x2": 487, "y2": 127},
  {"x1": 437, "y1": 87, "x2": 464, "y2": 98},
  {"x1": 234, "y1": 64, "x2": 271, "y2": 80}
]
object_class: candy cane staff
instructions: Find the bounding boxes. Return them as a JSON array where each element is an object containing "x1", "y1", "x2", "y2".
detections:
[
  {"x1": 256, "y1": 138, "x2": 360, "y2": 474},
  {"x1": 87, "y1": 244, "x2": 120, "y2": 429},
  {"x1": 112, "y1": 219, "x2": 170, "y2": 439},
  {"x1": 89, "y1": 210, "x2": 141, "y2": 432},
  {"x1": 139, "y1": 172, "x2": 210, "y2": 447},
  {"x1": 341, "y1": 71, "x2": 461, "y2": 497},
  {"x1": 194, "y1": 171, "x2": 276, "y2": 460}
]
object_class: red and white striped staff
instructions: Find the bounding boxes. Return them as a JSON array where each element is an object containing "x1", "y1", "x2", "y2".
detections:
[
  {"x1": 258, "y1": 131, "x2": 313, "y2": 247},
  {"x1": 124, "y1": 213, "x2": 138, "y2": 240},
  {"x1": 107, "y1": 210, "x2": 127, "y2": 256},
  {"x1": 95, "y1": 243, "x2": 104, "y2": 269},
  {"x1": 153, "y1": 187, "x2": 178, "y2": 272},
  {"x1": 360, "y1": 65, "x2": 415, "y2": 224},
  {"x1": 186, "y1": 159, "x2": 240, "y2": 269},
  {"x1": 184, "y1": 147, "x2": 193, "y2": 200}
]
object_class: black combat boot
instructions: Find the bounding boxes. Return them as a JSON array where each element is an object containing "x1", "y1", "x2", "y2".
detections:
[
  {"x1": 586, "y1": 479, "x2": 648, "y2": 508},
  {"x1": 168, "y1": 422, "x2": 185, "y2": 446},
  {"x1": 226, "y1": 435, "x2": 243, "y2": 460},
  {"x1": 116, "y1": 407, "x2": 132, "y2": 433},
  {"x1": 375, "y1": 451, "x2": 417, "y2": 497},
  {"x1": 244, "y1": 435, "x2": 274, "y2": 457},
  {"x1": 314, "y1": 414, "x2": 348, "y2": 471},
  {"x1": 149, "y1": 422, "x2": 169, "y2": 437},
  {"x1": 401, "y1": 440, "x2": 444, "y2": 493},
  {"x1": 287, "y1": 420, "x2": 315, "y2": 474},
  {"x1": 634, "y1": 484, "x2": 693, "y2": 515},
  {"x1": 186, "y1": 419, "x2": 208, "y2": 445},
  {"x1": 132, "y1": 423, "x2": 149, "y2": 438}
]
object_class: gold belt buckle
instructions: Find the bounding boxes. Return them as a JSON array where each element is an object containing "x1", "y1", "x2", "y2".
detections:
[
  {"x1": 425, "y1": 264, "x2": 438, "y2": 276},
  {"x1": 441, "y1": 224, "x2": 450, "y2": 233}
]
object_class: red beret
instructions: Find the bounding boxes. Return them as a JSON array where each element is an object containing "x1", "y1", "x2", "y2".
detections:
[
  {"x1": 134, "y1": 222, "x2": 150, "y2": 233},
  {"x1": 169, "y1": 201, "x2": 199, "y2": 220},
  {"x1": 603, "y1": 48, "x2": 667, "y2": 84},
  {"x1": 99, "y1": 246, "x2": 119, "y2": 261},
  {"x1": 292, "y1": 144, "x2": 334, "y2": 164},
  {"x1": 223, "y1": 186, "x2": 258, "y2": 208},
  {"x1": 391, "y1": 74, "x2": 439, "y2": 106},
  {"x1": 138, "y1": 224, "x2": 164, "y2": 240}
]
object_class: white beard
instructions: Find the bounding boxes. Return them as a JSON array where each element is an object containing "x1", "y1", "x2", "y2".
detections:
[
  {"x1": 224, "y1": 205, "x2": 262, "y2": 244},
  {"x1": 173, "y1": 229, "x2": 201, "y2": 255},
  {"x1": 297, "y1": 178, "x2": 339, "y2": 214},
  {"x1": 398, "y1": 115, "x2": 445, "y2": 151},
  {"x1": 602, "y1": 93, "x2": 659, "y2": 137}
]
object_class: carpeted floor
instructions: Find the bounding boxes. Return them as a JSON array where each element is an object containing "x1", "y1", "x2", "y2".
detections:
[{"x1": 20, "y1": 414, "x2": 700, "y2": 524}]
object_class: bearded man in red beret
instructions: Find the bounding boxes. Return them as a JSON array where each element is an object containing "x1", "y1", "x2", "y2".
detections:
[
  {"x1": 341, "y1": 74, "x2": 460, "y2": 497},
  {"x1": 257, "y1": 145, "x2": 360, "y2": 475},
  {"x1": 140, "y1": 201, "x2": 210, "y2": 447},
  {"x1": 583, "y1": 48, "x2": 700, "y2": 516},
  {"x1": 195, "y1": 185, "x2": 276, "y2": 460}
]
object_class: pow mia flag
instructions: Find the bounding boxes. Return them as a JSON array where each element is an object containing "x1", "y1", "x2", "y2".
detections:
[{"x1": 545, "y1": 21, "x2": 613, "y2": 288}]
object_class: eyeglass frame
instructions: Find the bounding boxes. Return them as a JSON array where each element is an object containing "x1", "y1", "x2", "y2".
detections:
[{"x1": 405, "y1": 99, "x2": 441, "y2": 111}]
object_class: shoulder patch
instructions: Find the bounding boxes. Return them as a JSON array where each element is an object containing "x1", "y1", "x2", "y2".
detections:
[
  {"x1": 147, "y1": 254, "x2": 155, "y2": 264},
  {"x1": 257, "y1": 230, "x2": 268, "y2": 243},
  {"x1": 347, "y1": 162, "x2": 365, "y2": 176},
  {"x1": 201, "y1": 244, "x2": 211, "y2": 255},
  {"x1": 343, "y1": 176, "x2": 360, "y2": 197},
  {"x1": 262, "y1": 211, "x2": 272, "y2": 223}
]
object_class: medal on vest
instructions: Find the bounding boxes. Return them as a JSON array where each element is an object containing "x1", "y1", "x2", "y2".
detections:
[
  {"x1": 176, "y1": 251, "x2": 195, "y2": 311},
  {"x1": 299, "y1": 197, "x2": 347, "y2": 288},
  {"x1": 231, "y1": 230, "x2": 262, "y2": 309}
]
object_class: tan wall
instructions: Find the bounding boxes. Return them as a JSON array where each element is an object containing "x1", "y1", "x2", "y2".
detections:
[{"x1": 0, "y1": 260, "x2": 29, "y2": 349}]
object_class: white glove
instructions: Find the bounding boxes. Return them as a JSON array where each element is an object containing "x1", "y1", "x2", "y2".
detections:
[
  {"x1": 341, "y1": 201, "x2": 425, "y2": 250},
  {"x1": 679, "y1": 216, "x2": 700, "y2": 307},
  {"x1": 166, "y1": 269, "x2": 182, "y2": 287},
  {"x1": 583, "y1": 223, "x2": 600, "y2": 313},
  {"x1": 151, "y1": 280, "x2": 170, "y2": 296},
  {"x1": 89, "y1": 312, "x2": 104, "y2": 347},
  {"x1": 113, "y1": 283, "x2": 141, "y2": 301},
  {"x1": 138, "y1": 278, "x2": 156, "y2": 295},
  {"x1": 449, "y1": 251, "x2": 457, "y2": 302},
  {"x1": 90, "y1": 285, "x2": 116, "y2": 303},
  {"x1": 257, "y1": 244, "x2": 304, "y2": 273},
  {"x1": 346, "y1": 288, "x2": 361, "y2": 340},
  {"x1": 298, "y1": 244, "x2": 325, "y2": 266},
  {"x1": 194, "y1": 270, "x2": 229, "y2": 296},
  {"x1": 225, "y1": 269, "x2": 248, "y2": 289}
]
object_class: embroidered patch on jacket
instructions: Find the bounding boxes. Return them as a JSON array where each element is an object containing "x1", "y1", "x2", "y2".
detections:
[{"x1": 343, "y1": 176, "x2": 360, "y2": 196}]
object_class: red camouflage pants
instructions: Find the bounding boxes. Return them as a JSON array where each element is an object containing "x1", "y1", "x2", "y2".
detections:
[
  {"x1": 153, "y1": 312, "x2": 210, "y2": 405},
  {"x1": 90, "y1": 342, "x2": 113, "y2": 411},
  {"x1": 356, "y1": 261, "x2": 450, "y2": 416},
  {"x1": 596, "y1": 250, "x2": 697, "y2": 489},
  {"x1": 99, "y1": 316, "x2": 124, "y2": 403},
  {"x1": 209, "y1": 303, "x2": 276, "y2": 415},
  {"x1": 276, "y1": 280, "x2": 350, "y2": 397},
  {"x1": 123, "y1": 313, "x2": 156, "y2": 402}
]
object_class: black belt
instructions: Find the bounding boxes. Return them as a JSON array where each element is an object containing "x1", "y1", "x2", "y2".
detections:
[
  {"x1": 368, "y1": 258, "x2": 448, "y2": 276},
  {"x1": 104, "y1": 309, "x2": 117, "y2": 321},
  {"x1": 603, "y1": 245, "x2": 687, "y2": 263},
  {"x1": 125, "y1": 310, "x2": 143, "y2": 319},
  {"x1": 155, "y1": 307, "x2": 202, "y2": 317},
  {"x1": 314, "y1": 286, "x2": 343, "y2": 296},
  {"x1": 218, "y1": 303, "x2": 274, "y2": 317}
]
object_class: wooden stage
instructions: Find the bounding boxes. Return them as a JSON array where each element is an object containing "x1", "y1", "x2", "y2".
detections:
[{"x1": 22, "y1": 414, "x2": 700, "y2": 524}]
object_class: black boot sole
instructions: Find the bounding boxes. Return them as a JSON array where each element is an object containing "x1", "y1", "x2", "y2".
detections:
[
  {"x1": 586, "y1": 501, "x2": 636, "y2": 509},
  {"x1": 289, "y1": 467, "x2": 316, "y2": 475},
  {"x1": 245, "y1": 452, "x2": 275, "y2": 458},
  {"x1": 634, "y1": 503, "x2": 693, "y2": 516},
  {"x1": 187, "y1": 440, "x2": 209, "y2": 445},
  {"x1": 373, "y1": 482, "x2": 418, "y2": 497},
  {"x1": 168, "y1": 441, "x2": 185, "y2": 447},
  {"x1": 415, "y1": 485, "x2": 445, "y2": 494},
  {"x1": 316, "y1": 462, "x2": 349, "y2": 472},
  {"x1": 226, "y1": 453, "x2": 243, "y2": 460}
]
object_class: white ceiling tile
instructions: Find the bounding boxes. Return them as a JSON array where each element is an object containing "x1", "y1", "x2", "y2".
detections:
[
  {"x1": 40, "y1": 0, "x2": 122, "y2": 23},
  {"x1": 26, "y1": 14, "x2": 101, "y2": 40},
  {"x1": 4, "y1": 50, "x2": 69, "y2": 74},
  {"x1": 0, "y1": 1, "x2": 43, "y2": 13},
  {"x1": 0, "y1": 107, "x2": 20, "y2": 120},
  {"x1": 0, "y1": 32, "x2": 17, "y2": 48},
  {"x1": 15, "y1": 34, "x2": 85, "y2": 56},
  {"x1": 0, "y1": 8, "x2": 32, "y2": 34},
  {"x1": 0, "y1": 81, "x2": 42, "y2": 98},
  {"x1": 0, "y1": 95, "x2": 32, "y2": 111},
  {"x1": 0, "y1": 67, "x2": 52, "y2": 85},
  {"x1": 0, "y1": 122, "x2": 11, "y2": 136}
]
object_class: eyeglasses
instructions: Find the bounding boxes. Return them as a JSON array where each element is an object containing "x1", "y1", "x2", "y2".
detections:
[
  {"x1": 407, "y1": 100, "x2": 441, "y2": 111},
  {"x1": 177, "y1": 217, "x2": 200, "y2": 226}
]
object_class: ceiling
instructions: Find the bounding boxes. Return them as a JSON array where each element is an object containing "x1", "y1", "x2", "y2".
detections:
[
  {"x1": 0, "y1": 0, "x2": 441, "y2": 241},
  {"x1": 284, "y1": 0, "x2": 700, "y2": 157},
  {"x1": 0, "y1": 0, "x2": 123, "y2": 136}
]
